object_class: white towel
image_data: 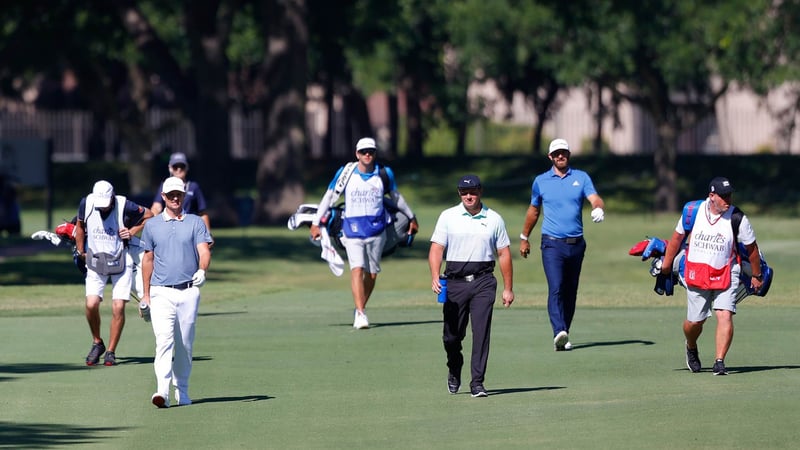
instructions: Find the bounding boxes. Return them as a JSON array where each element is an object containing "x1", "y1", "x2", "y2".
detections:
[
  {"x1": 319, "y1": 227, "x2": 345, "y2": 277},
  {"x1": 31, "y1": 230, "x2": 62, "y2": 246}
]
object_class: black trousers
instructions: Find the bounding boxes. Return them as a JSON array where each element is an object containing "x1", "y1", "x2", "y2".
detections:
[{"x1": 442, "y1": 273, "x2": 496, "y2": 388}]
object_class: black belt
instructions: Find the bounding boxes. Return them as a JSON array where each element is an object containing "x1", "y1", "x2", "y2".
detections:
[
  {"x1": 543, "y1": 235, "x2": 583, "y2": 244},
  {"x1": 448, "y1": 268, "x2": 493, "y2": 282},
  {"x1": 159, "y1": 281, "x2": 193, "y2": 290}
]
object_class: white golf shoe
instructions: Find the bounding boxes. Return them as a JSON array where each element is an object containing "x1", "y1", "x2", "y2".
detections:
[{"x1": 353, "y1": 310, "x2": 370, "y2": 329}]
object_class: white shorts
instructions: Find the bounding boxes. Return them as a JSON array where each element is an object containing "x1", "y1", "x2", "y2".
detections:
[
  {"x1": 84, "y1": 258, "x2": 134, "y2": 301},
  {"x1": 342, "y1": 233, "x2": 385, "y2": 274},
  {"x1": 686, "y1": 263, "x2": 740, "y2": 322}
]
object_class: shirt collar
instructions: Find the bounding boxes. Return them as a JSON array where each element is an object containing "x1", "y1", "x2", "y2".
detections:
[
  {"x1": 549, "y1": 166, "x2": 572, "y2": 177},
  {"x1": 161, "y1": 210, "x2": 186, "y2": 222},
  {"x1": 459, "y1": 203, "x2": 487, "y2": 219}
]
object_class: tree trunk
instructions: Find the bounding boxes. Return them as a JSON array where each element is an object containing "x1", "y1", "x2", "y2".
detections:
[
  {"x1": 185, "y1": 5, "x2": 237, "y2": 226},
  {"x1": 593, "y1": 82, "x2": 604, "y2": 155},
  {"x1": 403, "y1": 77, "x2": 423, "y2": 159},
  {"x1": 653, "y1": 123, "x2": 679, "y2": 212},
  {"x1": 530, "y1": 83, "x2": 559, "y2": 155},
  {"x1": 253, "y1": 0, "x2": 307, "y2": 225},
  {"x1": 388, "y1": 93, "x2": 398, "y2": 157}
]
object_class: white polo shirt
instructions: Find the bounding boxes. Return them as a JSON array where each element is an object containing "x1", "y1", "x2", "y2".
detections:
[{"x1": 431, "y1": 203, "x2": 510, "y2": 264}]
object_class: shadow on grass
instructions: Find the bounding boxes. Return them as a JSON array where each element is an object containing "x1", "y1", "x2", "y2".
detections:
[
  {"x1": 198, "y1": 311, "x2": 247, "y2": 318},
  {"x1": 734, "y1": 364, "x2": 800, "y2": 374},
  {"x1": 0, "y1": 356, "x2": 213, "y2": 379},
  {"x1": 0, "y1": 363, "x2": 85, "y2": 381},
  {"x1": 569, "y1": 339, "x2": 655, "y2": 350},
  {"x1": 368, "y1": 320, "x2": 442, "y2": 328},
  {"x1": 0, "y1": 421, "x2": 130, "y2": 448},
  {"x1": 329, "y1": 320, "x2": 441, "y2": 328},
  {"x1": 675, "y1": 364, "x2": 800, "y2": 375},
  {"x1": 191, "y1": 394, "x2": 273, "y2": 405},
  {"x1": 487, "y1": 386, "x2": 565, "y2": 396},
  {"x1": 116, "y1": 355, "x2": 213, "y2": 366}
]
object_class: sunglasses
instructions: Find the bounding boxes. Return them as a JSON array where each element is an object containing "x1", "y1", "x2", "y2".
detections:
[
  {"x1": 163, "y1": 191, "x2": 185, "y2": 200},
  {"x1": 357, "y1": 149, "x2": 376, "y2": 155},
  {"x1": 458, "y1": 189, "x2": 481, "y2": 196},
  {"x1": 171, "y1": 164, "x2": 187, "y2": 170}
]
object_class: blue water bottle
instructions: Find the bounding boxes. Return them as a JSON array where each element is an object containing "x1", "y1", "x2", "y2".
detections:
[{"x1": 437, "y1": 276, "x2": 447, "y2": 303}]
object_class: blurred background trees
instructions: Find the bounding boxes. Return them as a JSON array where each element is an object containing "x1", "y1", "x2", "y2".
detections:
[{"x1": 1, "y1": 0, "x2": 797, "y2": 223}]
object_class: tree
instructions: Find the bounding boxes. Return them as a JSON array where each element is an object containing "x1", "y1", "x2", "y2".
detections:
[
  {"x1": 577, "y1": 0, "x2": 765, "y2": 211},
  {"x1": 112, "y1": 0, "x2": 240, "y2": 224},
  {"x1": 449, "y1": 0, "x2": 570, "y2": 155},
  {"x1": 249, "y1": 0, "x2": 307, "y2": 224},
  {"x1": 718, "y1": 0, "x2": 800, "y2": 153}
]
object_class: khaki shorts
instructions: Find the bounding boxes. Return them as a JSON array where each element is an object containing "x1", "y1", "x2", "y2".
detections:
[
  {"x1": 342, "y1": 233, "x2": 385, "y2": 274},
  {"x1": 686, "y1": 263, "x2": 740, "y2": 322},
  {"x1": 85, "y1": 263, "x2": 134, "y2": 301}
]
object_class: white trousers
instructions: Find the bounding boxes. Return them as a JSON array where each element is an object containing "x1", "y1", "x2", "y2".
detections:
[{"x1": 150, "y1": 285, "x2": 200, "y2": 404}]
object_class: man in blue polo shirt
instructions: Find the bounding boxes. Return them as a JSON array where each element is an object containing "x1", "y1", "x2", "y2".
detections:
[
  {"x1": 141, "y1": 176, "x2": 212, "y2": 408},
  {"x1": 519, "y1": 138, "x2": 605, "y2": 351},
  {"x1": 429, "y1": 174, "x2": 514, "y2": 397}
]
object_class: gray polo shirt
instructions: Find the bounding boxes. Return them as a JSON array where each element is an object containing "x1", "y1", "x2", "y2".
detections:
[{"x1": 141, "y1": 211, "x2": 211, "y2": 286}]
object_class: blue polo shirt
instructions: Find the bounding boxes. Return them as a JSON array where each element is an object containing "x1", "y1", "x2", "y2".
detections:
[
  {"x1": 141, "y1": 211, "x2": 212, "y2": 286},
  {"x1": 530, "y1": 167, "x2": 597, "y2": 238}
]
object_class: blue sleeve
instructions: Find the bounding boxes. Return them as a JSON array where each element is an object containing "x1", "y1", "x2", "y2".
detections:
[
  {"x1": 194, "y1": 215, "x2": 212, "y2": 244},
  {"x1": 191, "y1": 182, "x2": 208, "y2": 212},
  {"x1": 531, "y1": 178, "x2": 542, "y2": 207},
  {"x1": 327, "y1": 166, "x2": 346, "y2": 190},
  {"x1": 123, "y1": 200, "x2": 147, "y2": 227},
  {"x1": 581, "y1": 171, "x2": 598, "y2": 197},
  {"x1": 152, "y1": 183, "x2": 164, "y2": 206},
  {"x1": 383, "y1": 166, "x2": 399, "y2": 191},
  {"x1": 77, "y1": 198, "x2": 87, "y2": 220},
  {"x1": 141, "y1": 222, "x2": 154, "y2": 251}
]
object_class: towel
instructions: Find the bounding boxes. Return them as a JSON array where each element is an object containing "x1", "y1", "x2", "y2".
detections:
[{"x1": 319, "y1": 227, "x2": 345, "y2": 277}]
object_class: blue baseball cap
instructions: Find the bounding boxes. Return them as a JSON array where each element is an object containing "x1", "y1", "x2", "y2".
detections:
[{"x1": 457, "y1": 174, "x2": 481, "y2": 189}]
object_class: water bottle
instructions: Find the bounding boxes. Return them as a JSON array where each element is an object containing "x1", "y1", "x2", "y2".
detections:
[
  {"x1": 437, "y1": 276, "x2": 448, "y2": 303},
  {"x1": 139, "y1": 301, "x2": 151, "y2": 322}
]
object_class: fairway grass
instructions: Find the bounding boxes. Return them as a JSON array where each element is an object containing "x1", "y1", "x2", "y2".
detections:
[
  {"x1": 2, "y1": 212, "x2": 799, "y2": 448},
  {"x1": 1, "y1": 296, "x2": 799, "y2": 449}
]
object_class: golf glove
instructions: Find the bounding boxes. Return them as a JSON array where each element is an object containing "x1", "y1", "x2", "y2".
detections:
[
  {"x1": 591, "y1": 207, "x2": 605, "y2": 223},
  {"x1": 191, "y1": 269, "x2": 206, "y2": 287}
]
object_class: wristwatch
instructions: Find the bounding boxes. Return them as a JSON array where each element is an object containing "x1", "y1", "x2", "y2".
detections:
[
  {"x1": 752, "y1": 273, "x2": 763, "y2": 281},
  {"x1": 520, "y1": 233, "x2": 528, "y2": 241}
]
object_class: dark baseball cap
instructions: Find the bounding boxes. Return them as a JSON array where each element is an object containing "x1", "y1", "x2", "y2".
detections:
[
  {"x1": 709, "y1": 177, "x2": 733, "y2": 195},
  {"x1": 457, "y1": 174, "x2": 482, "y2": 189}
]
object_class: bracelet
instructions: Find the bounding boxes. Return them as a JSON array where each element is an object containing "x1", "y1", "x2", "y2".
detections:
[{"x1": 520, "y1": 233, "x2": 529, "y2": 241}]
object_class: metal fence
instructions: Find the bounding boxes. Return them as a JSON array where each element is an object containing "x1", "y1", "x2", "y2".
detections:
[{"x1": 0, "y1": 98, "x2": 796, "y2": 162}]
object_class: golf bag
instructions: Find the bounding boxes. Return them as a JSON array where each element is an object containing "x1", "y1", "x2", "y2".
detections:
[
  {"x1": 288, "y1": 200, "x2": 414, "y2": 257},
  {"x1": 629, "y1": 236, "x2": 773, "y2": 303}
]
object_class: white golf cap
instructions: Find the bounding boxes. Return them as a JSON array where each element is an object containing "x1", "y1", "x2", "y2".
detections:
[
  {"x1": 92, "y1": 180, "x2": 114, "y2": 208},
  {"x1": 548, "y1": 138, "x2": 570, "y2": 155},
  {"x1": 162, "y1": 176, "x2": 186, "y2": 194},
  {"x1": 356, "y1": 137, "x2": 377, "y2": 152}
]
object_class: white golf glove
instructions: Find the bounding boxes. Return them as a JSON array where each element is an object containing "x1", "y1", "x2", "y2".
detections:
[
  {"x1": 591, "y1": 207, "x2": 605, "y2": 223},
  {"x1": 191, "y1": 269, "x2": 206, "y2": 287}
]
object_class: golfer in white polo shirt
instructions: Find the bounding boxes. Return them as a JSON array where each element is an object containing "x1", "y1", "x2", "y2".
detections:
[{"x1": 429, "y1": 174, "x2": 514, "y2": 398}]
